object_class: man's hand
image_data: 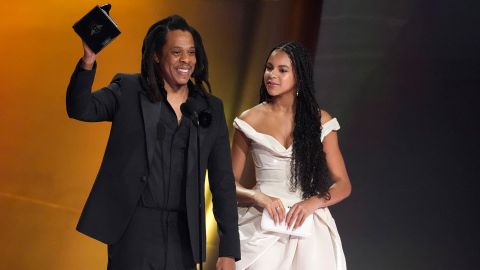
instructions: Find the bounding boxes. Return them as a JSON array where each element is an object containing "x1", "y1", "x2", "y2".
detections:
[
  {"x1": 81, "y1": 40, "x2": 96, "y2": 70},
  {"x1": 216, "y1": 256, "x2": 235, "y2": 270}
]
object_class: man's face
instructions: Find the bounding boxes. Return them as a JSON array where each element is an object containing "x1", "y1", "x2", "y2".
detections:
[{"x1": 156, "y1": 30, "x2": 196, "y2": 91}]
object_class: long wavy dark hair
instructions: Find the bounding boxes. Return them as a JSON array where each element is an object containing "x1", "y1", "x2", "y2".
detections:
[
  {"x1": 141, "y1": 15, "x2": 211, "y2": 102},
  {"x1": 260, "y1": 42, "x2": 331, "y2": 200}
]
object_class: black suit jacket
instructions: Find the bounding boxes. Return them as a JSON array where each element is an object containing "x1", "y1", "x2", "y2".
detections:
[{"x1": 66, "y1": 61, "x2": 240, "y2": 262}]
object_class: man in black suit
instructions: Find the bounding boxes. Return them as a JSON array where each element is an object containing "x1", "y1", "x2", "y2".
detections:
[{"x1": 67, "y1": 15, "x2": 240, "y2": 270}]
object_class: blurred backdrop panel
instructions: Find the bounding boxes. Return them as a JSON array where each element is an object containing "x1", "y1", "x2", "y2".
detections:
[
  {"x1": 1, "y1": 0, "x2": 479, "y2": 269},
  {"x1": 315, "y1": 1, "x2": 480, "y2": 269}
]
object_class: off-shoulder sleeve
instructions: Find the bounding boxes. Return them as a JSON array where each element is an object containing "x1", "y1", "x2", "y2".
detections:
[{"x1": 321, "y1": 118, "x2": 340, "y2": 142}]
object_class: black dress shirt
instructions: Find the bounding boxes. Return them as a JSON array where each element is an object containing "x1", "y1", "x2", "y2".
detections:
[{"x1": 140, "y1": 97, "x2": 190, "y2": 211}]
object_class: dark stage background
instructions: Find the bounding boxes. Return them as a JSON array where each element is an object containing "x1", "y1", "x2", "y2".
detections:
[
  {"x1": 315, "y1": 1, "x2": 480, "y2": 269},
  {"x1": 0, "y1": 0, "x2": 478, "y2": 269}
]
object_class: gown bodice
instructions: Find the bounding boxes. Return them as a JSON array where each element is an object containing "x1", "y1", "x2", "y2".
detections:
[{"x1": 233, "y1": 117, "x2": 340, "y2": 206}]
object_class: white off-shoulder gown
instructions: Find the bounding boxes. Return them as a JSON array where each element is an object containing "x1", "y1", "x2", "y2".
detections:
[{"x1": 234, "y1": 117, "x2": 347, "y2": 270}]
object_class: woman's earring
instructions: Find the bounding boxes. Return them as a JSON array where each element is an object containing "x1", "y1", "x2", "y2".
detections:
[{"x1": 296, "y1": 89, "x2": 299, "y2": 96}]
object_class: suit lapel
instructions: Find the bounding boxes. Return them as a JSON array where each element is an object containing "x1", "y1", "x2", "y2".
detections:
[
  {"x1": 182, "y1": 94, "x2": 212, "y2": 260},
  {"x1": 185, "y1": 113, "x2": 208, "y2": 190},
  {"x1": 185, "y1": 116, "x2": 208, "y2": 252},
  {"x1": 139, "y1": 92, "x2": 162, "y2": 170}
]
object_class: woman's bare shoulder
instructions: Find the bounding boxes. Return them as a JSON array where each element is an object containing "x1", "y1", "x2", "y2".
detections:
[
  {"x1": 238, "y1": 103, "x2": 268, "y2": 124},
  {"x1": 319, "y1": 109, "x2": 333, "y2": 125}
]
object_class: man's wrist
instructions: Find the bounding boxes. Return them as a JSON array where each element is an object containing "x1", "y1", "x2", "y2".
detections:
[
  {"x1": 217, "y1": 256, "x2": 236, "y2": 262},
  {"x1": 81, "y1": 57, "x2": 95, "y2": 70}
]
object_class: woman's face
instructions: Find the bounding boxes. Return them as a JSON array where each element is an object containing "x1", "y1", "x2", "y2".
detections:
[
  {"x1": 156, "y1": 30, "x2": 196, "y2": 90},
  {"x1": 264, "y1": 49, "x2": 296, "y2": 97}
]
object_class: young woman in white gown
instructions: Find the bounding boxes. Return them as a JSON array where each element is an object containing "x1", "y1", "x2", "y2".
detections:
[{"x1": 231, "y1": 42, "x2": 352, "y2": 270}]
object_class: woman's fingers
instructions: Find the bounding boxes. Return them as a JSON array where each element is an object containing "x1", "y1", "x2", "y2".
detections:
[
  {"x1": 278, "y1": 203, "x2": 286, "y2": 222},
  {"x1": 285, "y1": 205, "x2": 297, "y2": 228},
  {"x1": 267, "y1": 206, "x2": 277, "y2": 224},
  {"x1": 294, "y1": 214, "x2": 305, "y2": 229},
  {"x1": 267, "y1": 197, "x2": 285, "y2": 225},
  {"x1": 274, "y1": 200, "x2": 285, "y2": 223},
  {"x1": 286, "y1": 204, "x2": 308, "y2": 229}
]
